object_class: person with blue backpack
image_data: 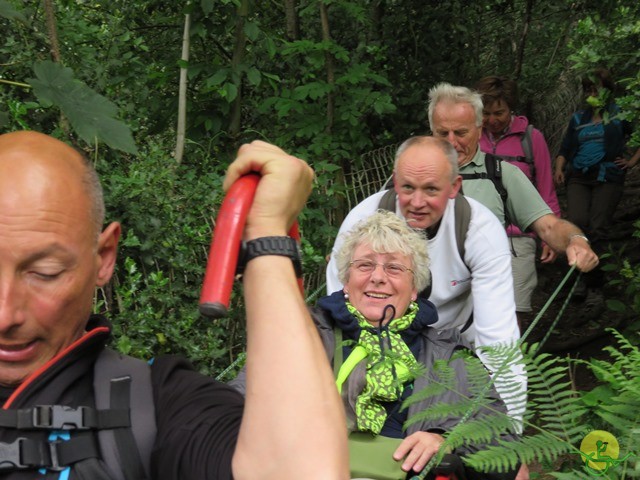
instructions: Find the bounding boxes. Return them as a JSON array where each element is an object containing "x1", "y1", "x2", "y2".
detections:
[
  {"x1": 0, "y1": 132, "x2": 348, "y2": 479},
  {"x1": 554, "y1": 68, "x2": 640, "y2": 309}
]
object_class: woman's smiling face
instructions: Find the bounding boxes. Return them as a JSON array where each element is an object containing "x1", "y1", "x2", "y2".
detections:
[{"x1": 343, "y1": 243, "x2": 417, "y2": 325}]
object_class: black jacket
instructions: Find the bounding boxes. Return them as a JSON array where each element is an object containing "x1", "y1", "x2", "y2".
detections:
[
  {"x1": 313, "y1": 292, "x2": 519, "y2": 479},
  {"x1": 0, "y1": 315, "x2": 244, "y2": 480}
]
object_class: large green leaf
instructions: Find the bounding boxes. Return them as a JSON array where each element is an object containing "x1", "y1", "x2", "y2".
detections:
[
  {"x1": 28, "y1": 61, "x2": 138, "y2": 154},
  {"x1": 0, "y1": 0, "x2": 27, "y2": 23}
]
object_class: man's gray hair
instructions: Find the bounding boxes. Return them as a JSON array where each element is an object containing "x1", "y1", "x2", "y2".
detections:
[
  {"x1": 394, "y1": 136, "x2": 459, "y2": 182},
  {"x1": 427, "y1": 82, "x2": 483, "y2": 129},
  {"x1": 335, "y1": 210, "x2": 431, "y2": 292},
  {"x1": 77, "y1": 152, "x2": 105, "y2": 240}
]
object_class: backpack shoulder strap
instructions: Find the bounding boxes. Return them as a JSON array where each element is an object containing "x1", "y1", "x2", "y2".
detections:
[
  {"x1": 94, "y1": 348, "x2": 156, "y2": 480},
  {"x1": 453, "y1": 194, "x2": 471, "y2": 271},
  {"x1": 333, "y1": 325, "x2": 343, "y2": 379},
  {"x1": 521, "y1": 124, "x2": 536, "y2": 184},
  {"x1": 485, "y1": 154, "x2": 512, "y2": 226},
  {"x1": 460, "y1": 154, "x2": 511, "y2": 228},
  {"x1": 485, "y1": 154, "x2": 508, "y2": 200},
  {"x1": 378, "y1": 188, "x2": 397, "y2": 212},
  {"x1": 521, "y1": 124, "x2": 534, "y2": 165}
]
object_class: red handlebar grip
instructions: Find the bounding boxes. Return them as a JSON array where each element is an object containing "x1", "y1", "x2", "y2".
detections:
[
  {"x1": 199, "y1": 174, "x2": 304, "y2": 319},
  {"x1": 199, "y1": 174, "x2": 260, "y2": 319}
]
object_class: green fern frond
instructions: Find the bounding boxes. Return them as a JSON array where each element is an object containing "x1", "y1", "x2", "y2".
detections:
[
  {"x1": 550, "y1": 469, "x2": 599, "y2": 480},
  {"x1": 588, "y1": 359, "x2": 640, "y2": 397},
  {"x1": 406, "y1": 397, "x2": 497, "y2": 428},
  {"x1": 596, "y1": 409, "x2": 640, "y2": 433},
  {"x1": 405, "y1": 331, "x2": 640, "y2": 477},
  {"x1": 463, "y1": 432, "x2": 578, "y2": 472},
  {"x1": 607, "y1": 329, "x2": 640, "y2": 357},
  {"x1": 444, "y1": 414, "x2": 517, "y2": 450},
  {"x1": 476, "y1": 342, "x2": 525, "y2": 377}
]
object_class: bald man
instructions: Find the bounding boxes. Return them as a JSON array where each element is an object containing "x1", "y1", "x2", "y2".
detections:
[
  {"x1": 326, "y1": 136, "x2": 528, "y2": 478},
  {"x1": 0, "y1": 132, "x2": 348, "y2": 479}
]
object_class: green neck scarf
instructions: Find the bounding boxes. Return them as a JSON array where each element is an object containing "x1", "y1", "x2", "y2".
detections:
[{"x1": 346, "y1": 301, "x2": 420, "y2": 434}]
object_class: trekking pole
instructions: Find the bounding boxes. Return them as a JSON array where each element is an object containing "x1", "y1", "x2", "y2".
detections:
[
  {"x1": 199, "y1": 173, "x2": 303, "y2": 319},
  {"x1": 520, "y1": 266, "x2": 578, "y2": 347},
  {"x1": 410, "y1": 266, "x2": 580, "y2": 480}
]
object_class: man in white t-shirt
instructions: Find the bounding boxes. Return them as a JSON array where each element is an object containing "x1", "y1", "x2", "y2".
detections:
[{"x1": 327, "y1": 136, "x2": 519, "y2": 350}]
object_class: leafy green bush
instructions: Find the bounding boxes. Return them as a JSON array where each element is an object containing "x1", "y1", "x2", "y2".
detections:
[{"x1": 96, "y1": 137, "x2": 245, "y2": 375}]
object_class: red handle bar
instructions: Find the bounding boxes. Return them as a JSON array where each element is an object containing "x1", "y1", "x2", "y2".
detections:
[{"x1": 199, "y1": 173, "x2": 302, "y2": 319}]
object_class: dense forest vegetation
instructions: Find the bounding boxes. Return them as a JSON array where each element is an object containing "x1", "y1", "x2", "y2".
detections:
[{"x1": 1, "y1": 1, "x2": 639, "y2": 475}]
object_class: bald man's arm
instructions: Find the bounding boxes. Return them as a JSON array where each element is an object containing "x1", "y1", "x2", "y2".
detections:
[{"x1": 228, "y1": 142, "x2": 348, "y2": 480}]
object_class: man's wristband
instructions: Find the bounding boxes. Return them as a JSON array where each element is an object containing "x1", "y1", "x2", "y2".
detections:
[
  {"x1": 569, "y1": 234, "x2": 590, "y2": 245},
  {"x1": 236, "y1": 236, "x2": 303, "y2": 277}
]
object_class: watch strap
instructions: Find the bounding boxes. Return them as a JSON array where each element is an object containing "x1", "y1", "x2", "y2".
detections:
[
  {"x1": 236, "y1": 236, "x2": 303, "y2": 277},
  {"x1": 568, "y1": 233, "x2": 590, "y2": 245}
]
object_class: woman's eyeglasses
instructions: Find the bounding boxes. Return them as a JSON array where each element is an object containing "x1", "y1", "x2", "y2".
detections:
[{"x1": 349, "y1": 259, "x2": 414, "y2": 277}]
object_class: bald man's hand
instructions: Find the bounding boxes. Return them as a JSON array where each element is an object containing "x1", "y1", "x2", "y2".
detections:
[{"x1": 224, "y1": 141, "x2": 314, "y2": 240}]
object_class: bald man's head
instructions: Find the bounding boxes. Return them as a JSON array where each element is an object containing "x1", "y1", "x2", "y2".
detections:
[
  {"x1": 0, "y1": 131, "x2": 105, "y2": 240},
  {"x1": 0, "y1": 131, "x2": 121, "y2": 386}
]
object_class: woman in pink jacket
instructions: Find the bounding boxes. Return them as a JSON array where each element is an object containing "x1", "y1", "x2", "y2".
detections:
[{"x1": 475, "y1": 76, "x2": 561, "y2": 323}]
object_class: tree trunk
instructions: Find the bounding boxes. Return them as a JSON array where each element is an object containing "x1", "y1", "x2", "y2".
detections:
[
  {"x1": 284, "y1": 0, "x2": 299, "y2": 41},
  {"x1": 512, "y1": 0, "x2": 533, "y2": 80},
  {"x1": 229, "y1": 0, "x2": 249, "y2": 141},
  {"x1": 43, "y1": 0, "x2": 69, "y2": 134},
  {"x1": 43, "y1": 0, "x2": 61, "y2": 62},
  {"x1": 369, "y1": 0, "x2": 383, "y2": 42},
  {"x1": 319, "y1": 1, "x2": 334, "y2": 134},
  {"x1": 175, "y1": 13, "x2": 190, "y2": 164},
  {"x1": 319, "y1": 1, "x2": 343, "y2": 221}
]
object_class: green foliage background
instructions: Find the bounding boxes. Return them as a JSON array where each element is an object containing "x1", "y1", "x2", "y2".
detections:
[
  {"x1": 1, "y1": 5, "x2": 640, "y2": 472},
  {"x1": 1, "y1": 0, "x2": 638, "y2": 369}
]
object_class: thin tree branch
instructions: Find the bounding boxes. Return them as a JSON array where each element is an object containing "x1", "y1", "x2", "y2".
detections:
[
  {"x1": 229, "y1": 0, "x2": 249, "y2": 140},
  {"x1": 284, "y1": 0, "x2": 300, "y2": 40},
  {"x1": 319, "y1": 1, "x2": 334, "y2": 134},
  {"x1": 43, "y1": 0, "x2": 61, "y2": 62},
  {"x1": 512, "y1": 0, "x2": 533, "y2": 80},
  {"x1": 0, "y1": 79, "x2": 32, "y2": 88},
  {"x1": 175, "y1": 13, "x2": 191, "y2": 164}
]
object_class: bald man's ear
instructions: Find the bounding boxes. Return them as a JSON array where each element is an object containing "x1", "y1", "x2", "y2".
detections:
[
  {"x1": 96, "y1": 222, "x2": 121, "y2": 287},
  {"x1": 450, "y1": 175, "x2": 462, "y2": 198}
]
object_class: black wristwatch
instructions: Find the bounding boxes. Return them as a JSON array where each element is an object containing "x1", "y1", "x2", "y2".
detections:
[{"x1": 236, "y1": 236, "x2": 303, "y2": 277}]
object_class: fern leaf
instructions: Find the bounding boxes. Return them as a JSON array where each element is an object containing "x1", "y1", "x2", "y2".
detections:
[{"x1": 464, "y1": 432, "x2": 578, "y2": 472}]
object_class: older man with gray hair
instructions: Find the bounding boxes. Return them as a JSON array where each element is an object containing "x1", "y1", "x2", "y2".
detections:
[{"x1": 428, "y1": 82, "x2": 599, "y2": 275}]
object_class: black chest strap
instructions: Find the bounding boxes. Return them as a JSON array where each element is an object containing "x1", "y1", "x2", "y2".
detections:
[
  {"x1": 0, "y1": 431, "x2": 100, "y2": 472},
  {"x1": 0, "y1": 405, "x2": 130, "y2": 431},
  {"x1": 0, "y1": 349, "x2": 155, "y2": 479}
]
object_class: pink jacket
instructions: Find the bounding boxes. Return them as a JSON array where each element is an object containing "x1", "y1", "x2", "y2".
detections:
[{"x1": 479, "y1": 115, "x2": 561, "y2": 237}]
